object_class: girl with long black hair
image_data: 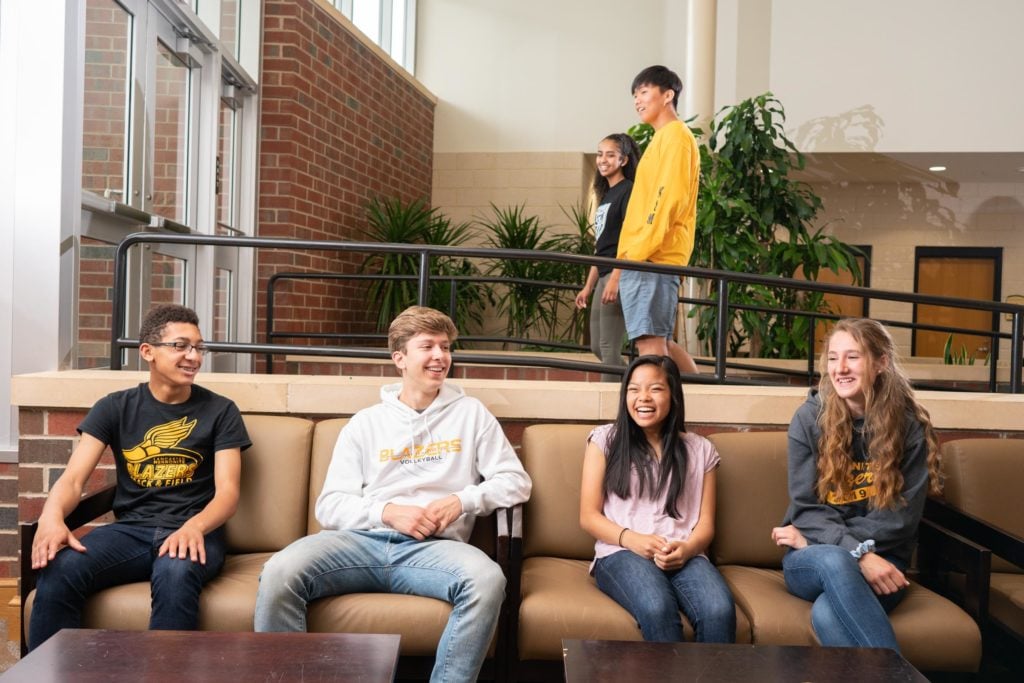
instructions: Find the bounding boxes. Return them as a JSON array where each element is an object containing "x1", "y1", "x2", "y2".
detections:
[{"x1": 579, "y1": 355, "x2": 735, "y2": 642}]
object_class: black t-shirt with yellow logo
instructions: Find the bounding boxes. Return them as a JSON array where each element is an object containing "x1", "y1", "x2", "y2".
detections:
[{"x1": 78, "y1": 383, "x2": 251, "y2": 528}]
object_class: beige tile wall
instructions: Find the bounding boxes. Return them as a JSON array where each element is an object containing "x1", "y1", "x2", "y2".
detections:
[
  {"x1": 432, "y1": 151, "x2": 593, "y2": 235},
  {"x1": 813, "y1": 179, "x2": 1024, "y2": 358}
]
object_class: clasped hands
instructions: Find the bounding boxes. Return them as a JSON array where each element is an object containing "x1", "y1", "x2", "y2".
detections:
[
  {"x1": 382, "y1": 495, "x2": 463, "y2": 540},
  {"x1": 620, "y1": 529, "x2": 693, "y2": 570}
]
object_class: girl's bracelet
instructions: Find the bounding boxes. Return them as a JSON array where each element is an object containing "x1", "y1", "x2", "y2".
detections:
[{"x1": 617, "y1": 527, "x2": 629, "y2": 547}]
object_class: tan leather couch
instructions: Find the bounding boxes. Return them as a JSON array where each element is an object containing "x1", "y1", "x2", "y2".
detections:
[
  {"x1": 511, "y1": 424, "x2": 982, "y2": 680},
  {"x1": 21, "y1": 415, "x2": 508, "y2": 678},
  {"x1": 929, "y1": 438, "x2": 1024, "y2": 648}
]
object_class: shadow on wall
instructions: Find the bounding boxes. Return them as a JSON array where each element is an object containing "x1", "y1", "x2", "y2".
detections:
[
  {"x1": 793, "y1": 105, "x2": 965, "y2": 240},
  {"x1": 966, "y1": 195, "x2": 1024, "y2": 233},
  {"x1": 794, "y1": 104, "x2": 885, "y2": 153}
]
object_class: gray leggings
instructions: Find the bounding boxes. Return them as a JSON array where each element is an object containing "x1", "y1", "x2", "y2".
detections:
[{"x1": 590, "y1": 273, "x2": 627, "y2": 381}]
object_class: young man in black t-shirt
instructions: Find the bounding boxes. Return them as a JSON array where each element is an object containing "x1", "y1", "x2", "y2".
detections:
[{"x1": 28, "y1": 304, "x2": 251, "y2": 650}]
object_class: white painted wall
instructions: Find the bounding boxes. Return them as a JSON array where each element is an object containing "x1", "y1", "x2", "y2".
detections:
[
  {"x1": 420, "y1": 0, "x2": 1024, "y2": 154},
  {"x1": 0, "y1": 0, "x2": 83, "y2": 460},
  {"x1": 718, "y1": 0, "x2": 1024, "y2": 153},
  {"x1": 417, "y1": 0, "x2": 689, "y2": 153}
]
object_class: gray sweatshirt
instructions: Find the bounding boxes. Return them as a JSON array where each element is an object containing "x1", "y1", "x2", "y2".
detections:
[{"x1": 781, "y1": 392, "x2": 930, "y2": 568}]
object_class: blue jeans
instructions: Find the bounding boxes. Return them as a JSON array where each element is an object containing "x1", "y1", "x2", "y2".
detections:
[
  {"x1": 594, "y1": 550, "x2": 736, "y2": 643},
  {"x1": 782, "y1": 544, "x2": 906, "y2": 650},
  {"x1": 254, "y1": 529, "x2": 506, "y2": 683},
  {"x1": 29, "y1": 522, "x2": 227, "y2": 651}
]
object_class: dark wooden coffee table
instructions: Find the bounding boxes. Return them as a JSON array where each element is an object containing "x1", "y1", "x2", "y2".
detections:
[
  {"x1": 5, "y1": 629, "x2": 401, "y2": 681},
  {"x1": 562, "y1": 639, "x2": 928, "y2": 682}
]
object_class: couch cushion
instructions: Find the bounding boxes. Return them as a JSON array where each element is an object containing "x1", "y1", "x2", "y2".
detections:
[
  {"x1": 307, "y1": 418, "x2": 349, "y2": 535},
  {"x1": 23, "y1": 552, "x2": 273, "y2": 633},
  {"x1": 227, "y1": 415, "x2": 314, "y2": 553},
  {"x1": 708, "y1": 432, "x2": 789, "y2": 568},
  {"x1": 307, "y1": 592, "x2": 496, "y2": 657},
  {"x1": 518, "y1": 556, "x2": 645, "y2": 660},
  {"x1": 941, "y1": 438, "x2": 1023, "y2": 574},
  {"x1": 517, "y1": 556, "x2": 753, "y2": 660},
  {"x1": 719, "y1": 565, "x2": 981, "y2": 672},
  {"x1": 521, "y1": 424, "x2": 596, "y2": 560},
  {"x1": 990, "y1": 572, "x2": 1024, "y2": 640}
]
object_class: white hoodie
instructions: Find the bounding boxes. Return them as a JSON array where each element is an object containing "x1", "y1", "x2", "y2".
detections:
[{"x1": 315, "y1": 382, "x2": 532, "y2": 542}]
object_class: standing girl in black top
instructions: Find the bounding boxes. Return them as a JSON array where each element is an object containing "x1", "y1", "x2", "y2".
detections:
[{"x1": 575, "y1": 133, "x2": 641, "y2": 380}]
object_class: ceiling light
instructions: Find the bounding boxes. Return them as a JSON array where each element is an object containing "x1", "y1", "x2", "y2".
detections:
[{"x1": 929, "y1": 165, "x2": 947, "y2": 172}]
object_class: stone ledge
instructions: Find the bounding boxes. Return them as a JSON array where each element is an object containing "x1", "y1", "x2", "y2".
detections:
[{"x1": 11, "y1": 370, "x2": 1024, "y2": 430}]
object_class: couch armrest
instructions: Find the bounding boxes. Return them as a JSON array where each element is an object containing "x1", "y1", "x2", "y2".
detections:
[
  {"x1": 925, "y1": 496, "x2": 1024, "y2": 568},
  {"x1": 498, "y1": 504, "x2": 523, "y2": 683},
  {"x1": 916, "y1": 516, "x2": 992, "y2": 622},
  {"x1": 19, "y1": 484, "x2": 117, "y2": 655}
]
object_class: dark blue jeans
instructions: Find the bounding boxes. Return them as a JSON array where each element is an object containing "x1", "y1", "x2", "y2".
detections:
[
  {"x1": 594, "y1": 550, "x2": 736, "y2": 643},
  {"x1": 29, "y1": 522, "x2": 226, "y2": 651},
  {"x1": 782, "y1": 544, "x2": 906, "y2": 650}
]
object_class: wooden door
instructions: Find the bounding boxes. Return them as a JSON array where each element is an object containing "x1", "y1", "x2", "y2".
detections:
[{"x1": 913, "y1": 248, "x2": 1001, "y2": 360}]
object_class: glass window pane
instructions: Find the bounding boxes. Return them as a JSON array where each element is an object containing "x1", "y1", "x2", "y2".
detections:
[
  {"x1": 217, "y1": 100, "x2": 237, "y2": 229},
  {"x1": 150, "y1": 253, "x2": 187, "y2": 305},
  {"x1": 220, "y1": 0, "x2": 238, "y2": 59},
  {"x1": 352, "y1": 0, "x2": 381, "y2": 43},
  {"x1": 152, "y1": 41, "x2": 191, "y2": 223},
  {"x1": 214, "y1": 267, "x2": 233, "y2": 341},
  {"x1": 391, "y1": 0, "x2": 405, "y2": 66},
  {"x1": 82, "y1": 0, "x2": 132, "y2": 199}
]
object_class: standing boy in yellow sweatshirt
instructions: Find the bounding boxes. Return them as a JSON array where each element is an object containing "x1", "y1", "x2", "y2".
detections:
[{"x1": 614, "y1": 65, "x2": 700, "y2": 374}]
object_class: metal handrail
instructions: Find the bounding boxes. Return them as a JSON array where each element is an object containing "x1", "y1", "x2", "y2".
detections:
[{"x1": 108, "y1": 232, "x2": 1024, "y2": 392}]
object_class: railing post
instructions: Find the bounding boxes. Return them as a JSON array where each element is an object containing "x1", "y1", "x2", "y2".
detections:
[
  {"x1": 1012, "y1": 312, "x2": 1023, "y2": 394},
  {"x1": 265, "y1": 274, "x2": 276, "y2": 374},
  {"x1": 988, "y1": 329, "x2": 998, "y2": 392},
  {"x1": 807, "y1": 313, "x2": 817, "y2": 387},
  {"x1": 449, "y1": 277, "x2": 457, "y2": 321},
  {"x1": 109, "y1": 240, "x2": 131, "y2": 370},
  {"x1": 714, "y1": 278, "x2": 728, "y2": 383},
  {"x1": 417, "y1": 251, "x2": 430, "y2": 307}
]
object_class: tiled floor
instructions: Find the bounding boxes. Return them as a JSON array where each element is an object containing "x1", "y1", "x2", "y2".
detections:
[{"x1": 0, "y1": 582, "x2": 19, "y2": 672}]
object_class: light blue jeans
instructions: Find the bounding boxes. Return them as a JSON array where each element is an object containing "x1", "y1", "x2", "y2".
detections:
[
  {"x1": 254, "y1": 529, "x2": 506, "y2": 683},
  {"x1": 594, "y1": 550, "x2": 736, "y2": 643},
  {"x1": 782, "y1": 544, "x2": 906, "y2": 650}
]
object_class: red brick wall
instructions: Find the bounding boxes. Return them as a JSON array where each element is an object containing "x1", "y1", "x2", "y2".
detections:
[
  {"x1": 257, "y1": 0, "x2": 435, "y2": 370},
  {"x1": 9, "y1": 409, "x2": 117, "y2": 579},
  {"x1": 77, "y1": 238, "x2": 116, "y2": 369}
]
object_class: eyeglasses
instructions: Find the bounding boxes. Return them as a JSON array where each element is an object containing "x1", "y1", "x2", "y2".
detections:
[{"x1": 150, "y1": 341, "x2": 209, "y2": 356}]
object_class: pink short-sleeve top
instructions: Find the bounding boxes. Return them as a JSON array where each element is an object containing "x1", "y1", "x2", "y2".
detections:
[{"x1": 588, "y1": 423, "x2": 720, "y2": 568}]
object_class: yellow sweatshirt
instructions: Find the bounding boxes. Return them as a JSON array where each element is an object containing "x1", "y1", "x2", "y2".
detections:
[{"x1": 616, "y1": 120, "x2": 700, "y2": 265}]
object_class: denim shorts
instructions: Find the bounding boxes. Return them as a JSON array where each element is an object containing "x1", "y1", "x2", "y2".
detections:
[{"x1": 619, "y1": 269, "x2": 680, "y2": 340}]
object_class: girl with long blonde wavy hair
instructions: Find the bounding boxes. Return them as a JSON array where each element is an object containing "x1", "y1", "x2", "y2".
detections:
[{"x1": 770, "y1": 318, "x2": 940, "y2": 651}]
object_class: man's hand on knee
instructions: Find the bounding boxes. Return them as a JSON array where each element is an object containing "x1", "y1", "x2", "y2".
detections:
[
  {"x1": 31, "y1": 521, "x2": 86, "y2": 569},
  {"x1": 159, "y1": 522, "x2": 207, "y2": 564}
]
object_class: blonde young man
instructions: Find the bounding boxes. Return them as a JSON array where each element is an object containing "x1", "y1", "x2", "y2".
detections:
[{"x1": 255, "y1": 306, "x2": 532, "y2": 683}]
